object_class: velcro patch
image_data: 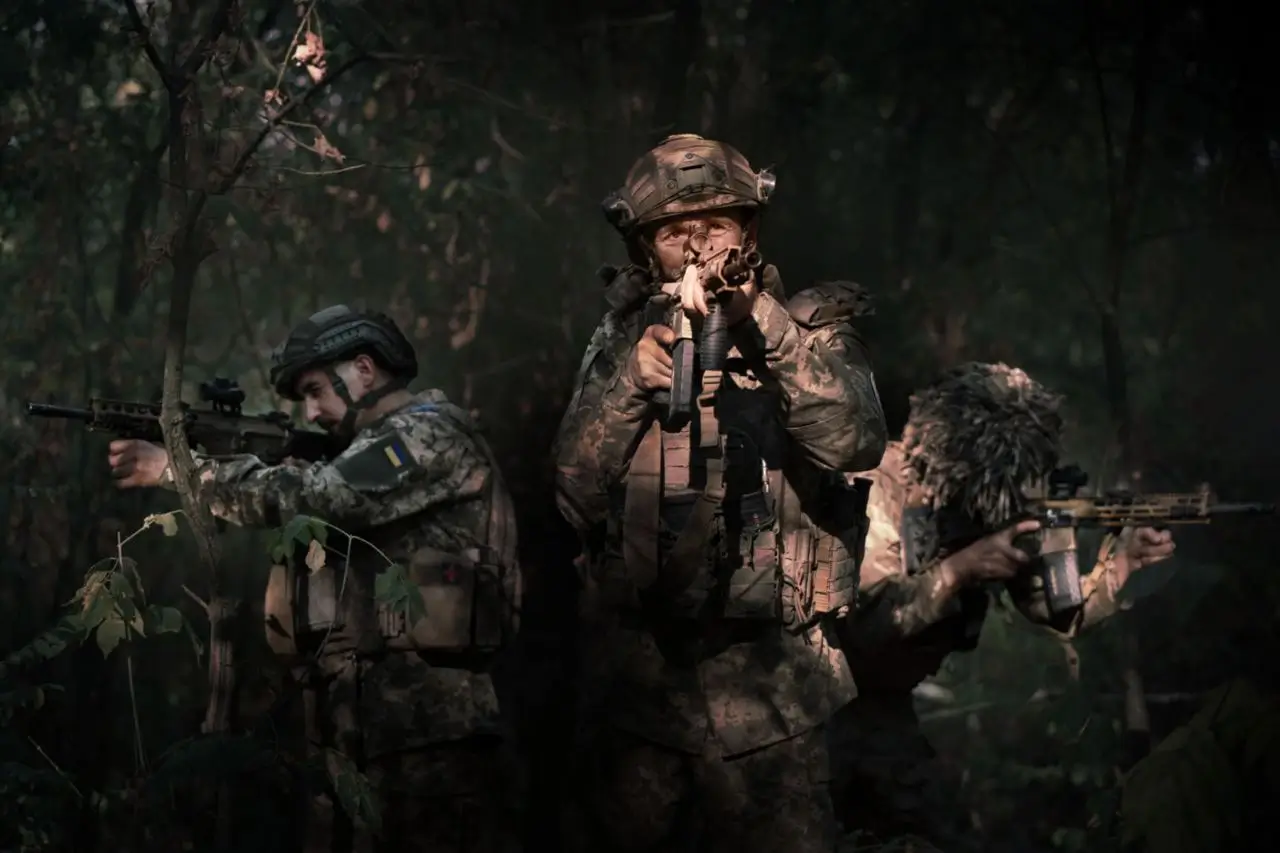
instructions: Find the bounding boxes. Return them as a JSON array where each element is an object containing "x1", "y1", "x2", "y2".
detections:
[{"x1": 333, "y1": 430, "x2": 421, "y2": 491}]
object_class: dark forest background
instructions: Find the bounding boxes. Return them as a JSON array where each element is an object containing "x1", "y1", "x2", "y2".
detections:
[{"x1": 2, "y1": 1, "x2": 1278, "y2": 851}]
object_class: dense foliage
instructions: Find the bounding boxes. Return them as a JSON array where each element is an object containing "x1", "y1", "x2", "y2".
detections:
[{"x1": 2, "y1": 1, "x2": 1278, "y2": 851}]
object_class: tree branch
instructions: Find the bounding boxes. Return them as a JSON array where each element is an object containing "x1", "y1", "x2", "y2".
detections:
[
  {"x1": 180, "y1": 0, "x2": 237, "y2": 78},
  {"x1": 136, "y1": 53, "x2": 368, "y2": 297},
  {"x1": 206, "y1": 54, "x2": 367, "y2": 208},
  {"x1": 123, "y1": 0, "x2": 175, "y2": 91}
]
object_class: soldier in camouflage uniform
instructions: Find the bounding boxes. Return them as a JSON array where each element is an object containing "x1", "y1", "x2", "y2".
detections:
[
  {"x1": 829, "y1": 362, "x2": 1175, "y2": 850},
  {"x1": 554, "y1": 133, "x2": 888, "y2": 853},
  {"x1": 107, "y1": 306, "x2": 523, "y2": 853}
]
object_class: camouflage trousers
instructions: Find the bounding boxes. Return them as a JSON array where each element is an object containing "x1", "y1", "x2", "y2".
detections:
[
  {"x1": 827, "y1": 690, "x2": 976, "y2": 852},
  {"x1": 563, "y1": 725, "x2": 838, "y2": 853},
  {"x1": 284, "y1": 655, "x2": 523, "y2": 853}
]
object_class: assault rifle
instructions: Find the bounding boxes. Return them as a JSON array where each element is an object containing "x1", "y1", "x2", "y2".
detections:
[
  {"x1": 25, "y1": 377, "x2": 347, "y2": 464},
  {"x1": 1020, "y1": 465, "x2": 1275, "y2": 614},
  {"x1": 655, "y1": 235, "x2": 763, "y2": 424}
]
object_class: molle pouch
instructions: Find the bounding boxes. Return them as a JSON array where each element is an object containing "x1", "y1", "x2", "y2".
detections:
[
  {"x1": 722, "y1": 427, "x2": 774, "y2": 529},
  {"x1": 723, "y1": 526, "x2": 781, "y2": 620},
  {"x1": 296, "y1": 563, "x2": 345, "y2": 635},
  {"x1": 1032, "y1": 526, "x2": 1084, "y2": 615},
  {"x1": 380, "y1": 546, "x2": 507, "y2": 653},
  {"x1": 780, "y1": 527, "x2": 817, "y2": 627},
  {"x1": 810, "y1": 476, "x2": 872, "y2": 615},
  {"x1": 263, "y1": 562, "x2": 299, "y2": 660}
]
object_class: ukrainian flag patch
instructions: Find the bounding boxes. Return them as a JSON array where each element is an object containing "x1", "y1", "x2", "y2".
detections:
[{"x1": 334, "y1": 430, "x2": 420, "y2": 491}]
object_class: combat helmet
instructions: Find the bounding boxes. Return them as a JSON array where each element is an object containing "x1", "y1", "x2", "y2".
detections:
[
  {"x1": 270, "y1": 305, "x2": 418, "y2": 433},
  {"x1": 601, "y1": 133, "x2": 776, "y2": 264}
]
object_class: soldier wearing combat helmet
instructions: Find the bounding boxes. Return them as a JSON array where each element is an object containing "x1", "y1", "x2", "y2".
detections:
[
  {"x1": 108, "y1": 305, "x2": 523, "y2": 853},
  {"x1": 830, "y1": 362, "x2": 1175, "y2": 850},
  {"x1": 554, "y1": 134, "x2": 887, "y2": 852}
]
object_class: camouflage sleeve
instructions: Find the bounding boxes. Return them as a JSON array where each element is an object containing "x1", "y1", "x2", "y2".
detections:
[
  {"x1": 160, "y1": 406, "x2": 488, "y2": 530},
  {"x1": 843, "y1": 461, "x2": 965, "y2": 647},
  {"x1": 738, "y1": 288, "x2": 886, "y2": 472},
  {"x1": 553, "y1": 312, "x2": 654, "y2": 531},
  {"x1": 1008, "y1": 531, "x2": 1130, "y2": 639}
]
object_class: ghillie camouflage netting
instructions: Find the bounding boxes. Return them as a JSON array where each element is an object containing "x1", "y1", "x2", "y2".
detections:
[{"x1": 903, "y1": 362, "x2": 1064, "y2": 526}]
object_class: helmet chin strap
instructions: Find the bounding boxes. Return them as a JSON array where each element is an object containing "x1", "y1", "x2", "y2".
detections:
[{"x1": 324, "y1": 367, "x2": 408, "y2": 437}]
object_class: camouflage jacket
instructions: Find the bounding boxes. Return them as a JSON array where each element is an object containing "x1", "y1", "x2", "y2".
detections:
[
  {"x1": 554, "y1": 266, "x2": 887, "y2": 757},
  {"x1": 162, "y1": 389, "x2": 516, "y2": 751},
  {"x1": 843, "y1": 440, "x2": 1128, "y2": 694}
]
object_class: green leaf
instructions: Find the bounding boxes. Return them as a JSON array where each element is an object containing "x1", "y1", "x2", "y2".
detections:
[
  {"x1": 305, "y1": 516, "x2": 329, "y2": 546},
  {"x1": 324, "y1": 748, "x2": 383, "y2": 833},
  {"x1": 146, "y1": 605, "x2": 184, "y2": 635},
  {"x1": 110, "y1": 570, "x2": 135, "y2": 600},
  {"x1": 110, "y1": 570, "x2": 140, "y2": 619},
  {"x1": 79, "y1": 583, "x2": 115, "y2": 631},
  {"x1": 273, "y1": 514, "x2": 322, "y2": 562},
  {"x1": 373, "y1": 563, "x2": 427, "y2": 627},
  {"x1": 95, "y1": 617, "x2": 127, "y2": 658}
]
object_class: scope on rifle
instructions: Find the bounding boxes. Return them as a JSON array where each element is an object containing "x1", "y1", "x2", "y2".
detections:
[
  {"x1": 1048, "y1": 464, "x2": 1088, "y2": 499},
  {"x1": 199, "y1": 377, "x2": 246, "y2": 415}
]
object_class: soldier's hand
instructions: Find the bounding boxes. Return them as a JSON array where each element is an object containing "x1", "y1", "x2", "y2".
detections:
[
  {"x1": 679, "y1": 261, "x2": 758, "y2": 325},
  {"x1": 626, "y1": 324, "x2": 676, "y2": 392},
  {"x1": 107, "y1": 439, "x2": 171, "y2": 489},
  {"x1": 1124, "y1": 527, "x2": 1175, "y2": 569},
  {"x1": 1109, "y1": 526, "x2": 1175, "y2": 589},
  {"x1": 942, "y1": 519, "x2": 1042, "y2": 585}
]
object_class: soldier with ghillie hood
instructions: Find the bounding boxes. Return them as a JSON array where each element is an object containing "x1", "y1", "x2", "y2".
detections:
[
  {"x1": 553, "y1": 134, "x2": 887, "y2": 852},
  {"x1": 830, "y1": 362, "x2": 1175, "y2": 850}
]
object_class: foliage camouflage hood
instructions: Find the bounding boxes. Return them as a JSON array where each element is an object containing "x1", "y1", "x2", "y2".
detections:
[{"x1": 903, "y1": 361, "x2": 1064, "y2": 527}]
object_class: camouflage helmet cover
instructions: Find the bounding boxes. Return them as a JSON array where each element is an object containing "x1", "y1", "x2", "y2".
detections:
[
  {"x1": 269, "y1": 305, "x2": 419, "y2": 400},
  {"x1": 601, "y1": 133, "x2": 776, "y2": 236}
]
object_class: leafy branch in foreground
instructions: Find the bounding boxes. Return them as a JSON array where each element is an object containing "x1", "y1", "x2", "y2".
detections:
[
  {"x1": 265, "y1": 512, "x2": 427, "y2": 652},
  {"x1": 0, "y1": 511, "x2": 195, "y2": 683}
]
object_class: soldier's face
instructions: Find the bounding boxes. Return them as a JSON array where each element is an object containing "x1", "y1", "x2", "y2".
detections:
[
  {"x1": 648, "y1": 211, "x2": 747, "y2": 281},
  {"x1": 294, "y1": 357, "x2": 378, "y2": 432}
]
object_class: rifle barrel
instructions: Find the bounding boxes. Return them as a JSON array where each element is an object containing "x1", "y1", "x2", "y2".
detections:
[
  {"x1": 26, "y1": 402, "x2": 93, "y2": 421},
  {"x1": 1210, "y1": 501, "x2": 1276, "y2": 515}
]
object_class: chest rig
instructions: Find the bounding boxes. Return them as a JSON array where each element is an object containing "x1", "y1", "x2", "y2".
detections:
[
  {"x1": 606, "y1": 296, "x2": 869, "y2": 630},
  {"x1": 263, "y1": 404, "x2": 521, "y2": 662}
]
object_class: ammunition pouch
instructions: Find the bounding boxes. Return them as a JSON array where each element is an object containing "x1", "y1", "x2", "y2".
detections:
[
  {"x1": 262, "y1": 546, "x2": 513, "y2": 659},
  {"x1": 780, "y1": 475, "x2": 870, "y2": 627},
  {"x1": 642, "y1": 489, "x2": 784, "y2": 622},
  {"x1": 718, "y1": 426, "x2": 782, "y2": 621},
  {"x1": 378, "y1": 546, "x2": 510, "y2": 654},
  {"x1": 814, "y1": 475, "x2": 871, "y2": 614},
  {"x1": 264, "y1": 562, "x2": 300, "y2": 660}
]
